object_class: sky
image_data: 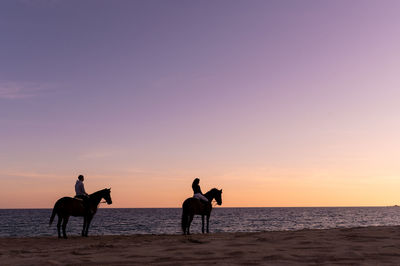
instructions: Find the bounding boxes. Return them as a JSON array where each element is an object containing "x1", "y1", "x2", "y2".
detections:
[{"x1": 1, "y1": 0, "x2": 400, "y2": 208}]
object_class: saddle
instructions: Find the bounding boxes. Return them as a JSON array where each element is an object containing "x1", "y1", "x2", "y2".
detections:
[
  {"x1": 192, "y1": 197, "x2": 211, "y2": 211},
  {"x1": 74, "y1": 196, "x2": 93, "y2": 215}
]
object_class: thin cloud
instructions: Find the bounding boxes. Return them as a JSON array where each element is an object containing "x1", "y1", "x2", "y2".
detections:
[
  {"x1": 77, "y1": 151, "x2": 116, "y2": 160},
  {"x1": 0, "y1": 82, "x2": 50, "y2": 99},
  {"x1": 17, "y1": 0, "x2": 62, "y2": 7},
  {"x1": 0, "y1": 171, "x2": 67, "y2": 180}
]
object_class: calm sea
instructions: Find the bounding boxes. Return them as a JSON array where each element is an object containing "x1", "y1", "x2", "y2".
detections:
[{"x1": 1, "y1": 207, "x2": 400, "y2": 237}]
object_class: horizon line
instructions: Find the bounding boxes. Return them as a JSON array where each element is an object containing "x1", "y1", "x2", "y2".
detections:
[{"x1": 1, "y1": 205, "x2": 398, "y2": 210}]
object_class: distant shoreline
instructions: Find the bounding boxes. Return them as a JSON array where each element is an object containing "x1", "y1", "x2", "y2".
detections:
[{"x1": 2, "y1": 226, "x2": 400, "y2": 265}]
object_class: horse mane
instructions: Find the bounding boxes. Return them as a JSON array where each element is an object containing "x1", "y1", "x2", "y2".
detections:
[
  {"x1": 89, "y1": 188, "x2": 109, "y2": 198},
  {"x1": 204, "y1": 188, "x2": 219, "y2": 196}
]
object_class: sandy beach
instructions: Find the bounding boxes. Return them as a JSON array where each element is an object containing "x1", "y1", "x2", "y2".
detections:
[{"x1": 2, "y1": 226, "x2": 400, "y2": 265}]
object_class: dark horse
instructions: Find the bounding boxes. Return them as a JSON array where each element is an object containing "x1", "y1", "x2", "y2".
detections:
[
  {"x1": 181, "y1": 188, "x2": 222, "y2": 235},
  {"x1": 49, "y1": 188, "x2": 112, "y2": 238}
]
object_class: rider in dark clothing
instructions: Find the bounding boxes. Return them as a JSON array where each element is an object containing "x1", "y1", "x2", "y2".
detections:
[
  {"x1": 192, "y1": 178, "x2": 209, "y2": 203},
  {"x1": 192, "y1": 178, "x2": 202, "y2": 194},
  {"x1": 74, "y1": 175, "x2": 91, "y2": 215}
]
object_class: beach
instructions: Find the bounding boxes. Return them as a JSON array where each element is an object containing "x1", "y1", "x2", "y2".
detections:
[{"x1": 2, "y1": 226, "x2": 400, "y2": 265}]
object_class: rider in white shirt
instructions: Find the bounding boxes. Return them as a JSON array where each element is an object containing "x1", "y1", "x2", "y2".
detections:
[
  {"x1": 75, "y1": 175, "x2": 88, "y2": 197},
  {"x1": 192, "y1": 178, "x2": 209, "y2": 203},
  {"x1": 75, "y1": 175, "x2": 90, "y2": 214}
]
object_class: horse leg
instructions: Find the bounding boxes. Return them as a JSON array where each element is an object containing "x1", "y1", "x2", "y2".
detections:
[
  {"x1": 84, "y1": 216, "x2": 93, "y2": 237},
  {"x1": 182, "y1": 215, "x2": 188, "y2": 235},
  {"x1": 62, "y1": 216, "x2": 69, "y2": 239},
  {"x1": 206, "y1": 215, "x2": 210, "y2": 233},
  {"x1": 201, "y1": 215, "x2": 205, "y2": 234},
  {"x1": 82, "y1": 216, "x2": 87, "y2": 237},
  {"x1": 188, "y1": 215, "x2": 194, "y2": 235},
  {"x1": 186, "y1": 215, "x2": 190, "y2": 235},
  {"x1": 57, "y1": 215, "x2": 62, "y2": 238}
]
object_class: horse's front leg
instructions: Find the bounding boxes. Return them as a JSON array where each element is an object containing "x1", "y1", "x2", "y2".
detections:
[
  {"x1": 206, "y1": 215, "x2": 210, "y2": 233},
  {"x1": 84, "y1": 216, "x2": 93, "y2": 237},
  {"x1": 82, "y1": 216, "x2": 87, "y2": 237},
  {"x1": 201, "y1": 215, "x2": 205, "y2": 234},
  {"x1": 188, "y1": 215, "x2": 194, "y2": 235}
]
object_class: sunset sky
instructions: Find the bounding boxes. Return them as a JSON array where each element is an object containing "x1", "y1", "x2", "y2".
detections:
[{"x1": 1, "y1": 0, "x2": 400, "y2": 208}]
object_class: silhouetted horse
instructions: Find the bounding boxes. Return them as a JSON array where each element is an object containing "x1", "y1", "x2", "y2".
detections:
[
  {"x1": 49, "y1": 188, "x2": 112, "y2": 238},
  {"x1": 181, "y1": 188, "x2": 222, "y2": 235}
]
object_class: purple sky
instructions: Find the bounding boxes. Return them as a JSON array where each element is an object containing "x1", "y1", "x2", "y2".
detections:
[{"x1": 1, "y1": 0, "x2": 400, "y2": 207}]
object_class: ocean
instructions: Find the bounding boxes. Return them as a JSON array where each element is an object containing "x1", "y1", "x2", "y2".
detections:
[{"x1": 1, "y1": 207, "x2": 400, "y2": 237}]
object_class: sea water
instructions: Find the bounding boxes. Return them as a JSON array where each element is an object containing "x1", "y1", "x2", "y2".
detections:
[{"x1": 1, "y1": 207, "x2": 400, "y2": 237}]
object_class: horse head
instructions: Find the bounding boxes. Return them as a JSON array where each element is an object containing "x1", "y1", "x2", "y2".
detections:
[
  {"x1": 215, "y1": 189, "x2": 222, "y2": 205},
  {"x1": 103, "y1": 188, "x2": 112, "y2": 205},
  {"x1": 209, "y1": 188, "x2": 222, "y2": 205}
]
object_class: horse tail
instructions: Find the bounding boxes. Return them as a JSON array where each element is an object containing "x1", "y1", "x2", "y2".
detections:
[
  {"x1": 181, "y1": 199, "x2": 190, "y2": 234},
  {"x1": 49, "y1": 200, "x2": 59, "y2": 226}
]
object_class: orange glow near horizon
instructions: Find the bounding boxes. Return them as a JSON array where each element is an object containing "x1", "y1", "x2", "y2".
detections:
[{"x1": 2, "y1": 163, "x2": 400, "y2": 208}]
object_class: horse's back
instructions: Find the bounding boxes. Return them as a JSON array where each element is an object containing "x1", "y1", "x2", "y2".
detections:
[
  {"x1": 54, "y1": 196, "x2": 85, "y2": 216},
  {"x1": 57, "y1": 196, "x2": 74, "y2": 202},
  {"x1": 182, "y1": 197, "x2": 209, "y2": 215},
  {"x1": 55, "y1": 196, "x2": 80, "y2": 205},
  {"x1": 182, "y1": 197, "x2": 200, "y2": 208}
]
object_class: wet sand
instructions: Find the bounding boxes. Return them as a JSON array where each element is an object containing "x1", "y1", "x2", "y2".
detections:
[{"x1": 2, "y1": 226, "x2": 400, "y2": 265}]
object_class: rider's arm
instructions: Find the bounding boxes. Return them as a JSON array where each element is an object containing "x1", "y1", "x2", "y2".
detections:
[{"x1": 81, "y1": 183, "x2": 88, "y2": 195}]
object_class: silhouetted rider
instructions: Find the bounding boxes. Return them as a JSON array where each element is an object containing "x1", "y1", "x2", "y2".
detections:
[
  {"x1": 192, "y1": 178, "x2": 209, "y2": 203},
  {"x1": 75, "y1": 175, "x2": 90, "y2": 214}
]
